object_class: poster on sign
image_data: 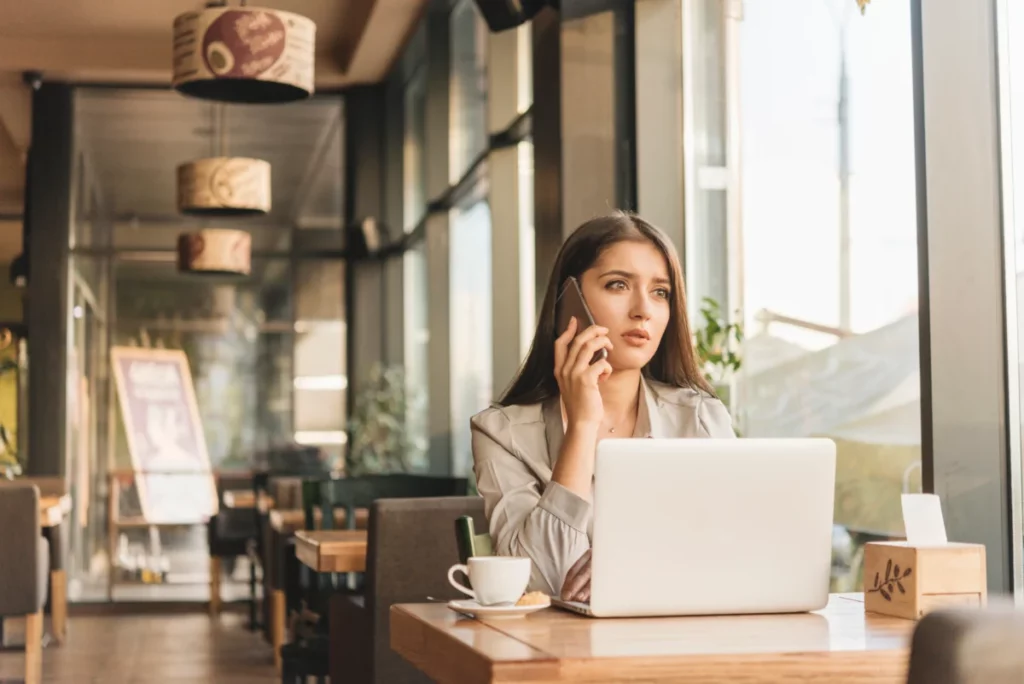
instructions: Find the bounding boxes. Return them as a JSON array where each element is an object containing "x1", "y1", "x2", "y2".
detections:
[{"x1": 110, "y1": 347, "x2": 218, "y2": 523}]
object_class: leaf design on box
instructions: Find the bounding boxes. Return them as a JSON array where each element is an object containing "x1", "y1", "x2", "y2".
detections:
[{"x1": 867, "y1": 559, "x2": 912, "y2": 602}]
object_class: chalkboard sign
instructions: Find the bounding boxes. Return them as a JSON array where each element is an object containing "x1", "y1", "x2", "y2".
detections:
[{"x1": 111, "y1": 347, "x2": 218, "y2": 523}]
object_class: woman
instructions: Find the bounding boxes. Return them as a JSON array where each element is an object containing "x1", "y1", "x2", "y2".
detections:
[{"x1": 470, "y1": 211, "x2": 736, "y2": 603}]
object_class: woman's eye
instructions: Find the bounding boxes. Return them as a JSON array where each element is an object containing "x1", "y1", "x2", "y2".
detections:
[
  {"x1": 605, "y1": 280, "x2": 627, "y2": 291},
  {"x1": 654, "y1": 288, "x2": 671, "y2": 299}
]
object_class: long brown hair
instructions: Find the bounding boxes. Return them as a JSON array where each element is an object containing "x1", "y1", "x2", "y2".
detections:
[{"x1": 500, "y1": 211, "x2": 714, "y2": 406}]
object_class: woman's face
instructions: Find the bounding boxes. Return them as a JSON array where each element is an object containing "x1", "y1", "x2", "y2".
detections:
[{"x1": 578, "y1": 239, "x2": 672, "y2": 371}]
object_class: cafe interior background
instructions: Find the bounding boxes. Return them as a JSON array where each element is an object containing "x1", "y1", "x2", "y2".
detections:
[{"x1": 0, "y1": 0, "x2": 1022, "y2": 612}]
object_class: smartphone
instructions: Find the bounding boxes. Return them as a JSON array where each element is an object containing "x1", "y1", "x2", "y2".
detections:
[{"x1": 555, "y1": 276, "x2": 608, "y2": 364}]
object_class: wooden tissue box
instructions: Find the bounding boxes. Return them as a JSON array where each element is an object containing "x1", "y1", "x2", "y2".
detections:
[{"x1": 863, "y1": 542, "x2": 986, "y2": 620}]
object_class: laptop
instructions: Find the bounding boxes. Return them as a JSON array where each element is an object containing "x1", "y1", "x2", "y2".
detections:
[{"x1": 552, "y1": 438, "x2": 836, "y2": 618}]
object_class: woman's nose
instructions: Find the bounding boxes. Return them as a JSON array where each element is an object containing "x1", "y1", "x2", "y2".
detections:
[{"x1": 630, "y1": 295, "x2": 652, "y2": 320}]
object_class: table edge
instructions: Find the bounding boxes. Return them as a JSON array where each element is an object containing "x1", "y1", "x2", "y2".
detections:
[
  {"x1": 389, "y1": 598, "x2": 913, "y2": 684},
  {"x1": 293, "y1": 531, "x2": 322, "y2": 571},
  {"x1": 391, "y1": 604, "x2": 560, "y2": 684}
]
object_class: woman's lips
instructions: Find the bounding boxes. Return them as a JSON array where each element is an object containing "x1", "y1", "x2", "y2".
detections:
[{"x1": 621, "y1": 330, "x2": 650, "y2": 347}]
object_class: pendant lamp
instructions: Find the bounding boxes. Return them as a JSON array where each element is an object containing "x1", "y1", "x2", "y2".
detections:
[
  {"x1": 177, "y1": 228, "x2": 252, "y2": 275},
  {"x1": 172, "y1": 2, "x2": 315, "y2": 103},
  {"x1": 178, "y1": 156, "x2": 271, "y2": 216}
]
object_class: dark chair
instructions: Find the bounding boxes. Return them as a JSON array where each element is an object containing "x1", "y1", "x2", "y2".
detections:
[
  {"x1": 0, "y1": 484, "x2": 50, "y2": 684},
  {"x1": 280, "y1": 476, "x2": 468, "y2": 684},
  {"x1": 330, "y1": 496, "x2": 487, "y2": 684},
  {"x1": 2, "y1": 476, "x2": 67, "y2": 644},
  {"x1": 318, "y1": 474, "x2": 470, "y2": 532},
  {"x1": 252, "y1": 445, "x2": 333, "y2": 631},
  {"x1": 265, "y1": 475, "x2": 333, "y2": 671},
  {"x1": 206, "y1": 472, "x2": 259, "y2": 618},
  {"x1": 906, "y1": 602, "x2": 1024, "y2": 683}
]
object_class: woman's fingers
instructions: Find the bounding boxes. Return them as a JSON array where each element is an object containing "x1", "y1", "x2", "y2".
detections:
[
  {"x1": 573, "y1": 578, "x2": 591, "y2": 603},
  {"x1": 589, "y1": 359, "x2": 614, "y2": 384},
  {"x1": 571, "y1": 336, "x2": 614, "y2": 377},
  {"x1": 563, "y1": 327, "x2": 611, "y2": 378},
  {"x1": 553, "y1": 316, "x2": 577, "y2": 382},
  {"x1": 560, "y1": 550, "x2": 591, "y2": 600}
]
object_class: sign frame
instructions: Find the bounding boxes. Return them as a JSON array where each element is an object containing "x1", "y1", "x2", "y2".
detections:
[{"x1": 110, "y1": 346, "x2": 218, "y2": 523}]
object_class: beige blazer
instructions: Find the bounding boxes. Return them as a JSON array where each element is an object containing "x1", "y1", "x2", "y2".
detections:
[{"x1": 470, "y1": 375, "x2": 736, "y2": 596}]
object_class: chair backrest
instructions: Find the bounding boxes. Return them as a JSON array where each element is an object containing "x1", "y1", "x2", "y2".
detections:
[
  {"x1": 365, "y1": 496, "x2": 486, "y2": 684},
  {"x1": 0, "y1": 483, "x2": 45, "y2": 616},
  {"x1": 317, "y1": 475, "x2": 469, "y2": 531},
  {"x1": 254, "y1": 444, "x2": 329, "y2": 475},
  {"x1": 906, "y1": 603, "x2": 1024, "y2": 684},
  {"x1": 301, "y1": 477, "x2": 328, "y2": 530}
]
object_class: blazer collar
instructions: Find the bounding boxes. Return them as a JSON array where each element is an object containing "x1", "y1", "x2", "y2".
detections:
[{"x1": 542, "y1": 374, "x2": 664, "y2": 460}]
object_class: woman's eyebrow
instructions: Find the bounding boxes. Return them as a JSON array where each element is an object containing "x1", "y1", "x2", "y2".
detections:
[{"x1": 599, "y1": 269, "x2": 671, "y2": 286}]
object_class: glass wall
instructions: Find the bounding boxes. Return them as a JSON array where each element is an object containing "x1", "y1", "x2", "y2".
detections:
[
  {"x1": 112, "y1": 259, "x2": 294, "y2": 469},
  {"x1": 65, "y1": 88, "x2": 346, "y2": 602},
  {"x1": 680, "y1": 0, "x2": 921, "y2": 590},
  {"x1": 293, "y1": 260, "x2": 346, "y2": 463}
]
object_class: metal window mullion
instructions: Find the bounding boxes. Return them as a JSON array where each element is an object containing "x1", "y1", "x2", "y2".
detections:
[{"x1": 913, "y1": 0, "x2": 1022, "y2": 594}]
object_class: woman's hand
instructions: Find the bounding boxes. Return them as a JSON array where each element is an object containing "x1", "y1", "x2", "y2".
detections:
[
  {"x1": 554, "y1": 317, "x2": 613, "y2": 429},
  {"x1": 560, "y1": 549, "x2": 592, "y2": 603}
]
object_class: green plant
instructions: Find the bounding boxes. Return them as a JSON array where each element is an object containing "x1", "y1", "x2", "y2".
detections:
[
  {"x1": 0, "y1": 357, "x2": 20, "y2": 478},
  {"x1": 346, "y1": 363, "x2": 420, "y2": 477},
  {"x1": 693, "y1": 297, "x2": 744, "y2": 388}
]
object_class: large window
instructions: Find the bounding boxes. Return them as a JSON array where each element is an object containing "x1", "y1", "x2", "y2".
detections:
[
  {"x1": 1004, "y1": 0, "x2": 1024, "y2": 572},
  {"x1": 449, "y1": 193, "x2": 493, "y2": 476},
  {"x1": 449, "y1": 0, "x2": 489, "y2": 182},
  {"x1": 700, "y1": 0, "x2": 922, "y2": 590},
  {"x1": 403, "y1": 66, "x2": 430, "y2": 468}
]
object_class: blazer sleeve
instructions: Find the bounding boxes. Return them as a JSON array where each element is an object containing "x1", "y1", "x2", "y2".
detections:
[{"x1": 471, "y1": 407, "x2": 591, "y2": 596}]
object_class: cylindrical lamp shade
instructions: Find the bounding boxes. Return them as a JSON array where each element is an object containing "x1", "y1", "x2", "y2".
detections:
[
  {"x1": 177, "y1": 229, "x2": 252, "y2": 276},
  {"x1": 178, "y1": 157, "x2": 271, "y2": 216},
  {"x1": 172, "y1": 6, "x2": 315, "y2": 104}
]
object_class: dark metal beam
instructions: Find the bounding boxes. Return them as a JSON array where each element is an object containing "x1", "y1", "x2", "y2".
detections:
[{"x1": 26, "y1": 83, "x2": 73, "y2": 478}]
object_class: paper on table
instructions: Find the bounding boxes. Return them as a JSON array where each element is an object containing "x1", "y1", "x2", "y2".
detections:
[{"x1": 901, "y1": 493, "x2": 948, "y2": 545}]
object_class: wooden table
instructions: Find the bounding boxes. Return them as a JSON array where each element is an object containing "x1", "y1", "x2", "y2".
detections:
[
  {"x1": 390, "y1": 594, "x2": 916, "y2": 683},
  {"x1": 39, "y1": 494, "x2": 71, "y2": 528},
  {"x1": 222, "y1": 490, "x2": 274, "y2": 511},
  {"x1": 294, "y1": 530, "x2": 368, "y2": 573}
]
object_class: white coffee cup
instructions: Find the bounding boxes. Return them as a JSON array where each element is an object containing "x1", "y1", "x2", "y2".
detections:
[{"x1": 447, "y1": 557, "x2": 531, "y2": 606}]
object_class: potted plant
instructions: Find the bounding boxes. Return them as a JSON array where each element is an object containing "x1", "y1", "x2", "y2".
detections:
[
  {"x1": 0, "y1": 357, "x2": 21, "y2": 479},
  {"x1": 693, "y1": 297, "x2": 744, "y2": 408},
  {"x1": 346, "y1": 363, "x2": 422, "y2": 476}
]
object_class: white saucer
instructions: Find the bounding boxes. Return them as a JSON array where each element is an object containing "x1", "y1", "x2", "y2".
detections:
[{"x1": 447, "y1": 597, "x2": 550, "y2": 619}]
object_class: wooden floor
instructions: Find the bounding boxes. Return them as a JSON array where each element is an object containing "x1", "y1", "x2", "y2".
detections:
[{"x1": 0, "y1": 611, "x2": 277, "y2": 683}]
